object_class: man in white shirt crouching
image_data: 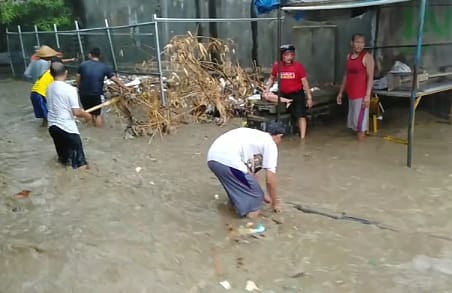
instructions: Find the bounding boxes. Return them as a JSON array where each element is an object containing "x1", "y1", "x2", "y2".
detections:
[
  {"x1": 46, "y1": 62, "x2": 93, "y2": 170},
  {"x1": 207, "y1": 122, "x2": 286, "y2": 218}
]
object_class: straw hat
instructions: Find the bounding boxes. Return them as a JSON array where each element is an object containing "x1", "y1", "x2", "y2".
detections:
[{"x1": 35, "y1": 45, "x2": 58, "y2": 58}]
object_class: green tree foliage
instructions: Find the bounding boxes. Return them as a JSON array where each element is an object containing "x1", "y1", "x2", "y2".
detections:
[{"x1": 0, "y1": 0, "x2": 74, "y2": 30}]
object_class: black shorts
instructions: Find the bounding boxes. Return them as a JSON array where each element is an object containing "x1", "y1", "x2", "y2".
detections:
[
  {"x1": 49, "y1": 125, "x2": 88, "y2": 169},
  {"x1": 282, "y1": 90, "x2": 306, "y2": 119},
  {"x1": 80, "y1": 94, "x2": 102, "y2": 116}
]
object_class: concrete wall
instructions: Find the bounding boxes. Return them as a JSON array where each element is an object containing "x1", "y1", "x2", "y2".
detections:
[
  {"x1": 79, "y1": 0, "x2": 452, "y2": 86},
  {"x1": 376, "y1": 0, "x2": 452, "y2": 73}
]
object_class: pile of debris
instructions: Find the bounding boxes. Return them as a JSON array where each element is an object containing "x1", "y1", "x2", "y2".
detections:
[{"x1": 104, "y1": 32, "x2": 264, "y2": 137}]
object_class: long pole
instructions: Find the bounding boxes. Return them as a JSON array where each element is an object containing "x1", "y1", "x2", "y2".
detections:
[
  {"x1": 17, "y1": 25, "x2": 27, "y2": 71},
  {"x1": 372, "y1": 7, "x2": 381, "y2": 54},
  {"x1": 104, "y1": 19, "x2": 118, "y2": 73},
  {"x1": 6, "y1": 29, "x2": 16, "y2": 76},
  {"x1": 75, "y1": 20, "x2": 85, "y2": 61},
  {"x1": 34, "y1": 25, "x2": 40, "y2": 47},
  {"x1": 153, "y1": 19, "x2": 166, "y2": 106},
  {"x1": 407, "y1": 0, "x2": 428, "y2": 168},
  {"x1": 53, "y1": 24, "x2": 61, "y2": 49},
  {"x1": 276, "y1": 4, "x2": 282, "y2": 122}
]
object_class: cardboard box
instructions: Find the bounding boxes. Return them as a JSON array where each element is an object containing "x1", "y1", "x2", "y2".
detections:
[
  {"x1": 387, "y1": 72, "x2": 429, "y2": 91},
  {"x1": 246, "y1": 113, "x2": 293, "y2": 135}
]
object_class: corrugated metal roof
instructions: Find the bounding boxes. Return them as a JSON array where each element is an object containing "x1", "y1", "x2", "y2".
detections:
[{"x1": 282, "y1": 0, "x2": 412, "y2": 11}]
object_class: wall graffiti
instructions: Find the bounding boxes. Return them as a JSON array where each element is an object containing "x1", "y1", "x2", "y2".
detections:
[{"x1": 400, "y1": 5, "x2": 452, "y2": 42}]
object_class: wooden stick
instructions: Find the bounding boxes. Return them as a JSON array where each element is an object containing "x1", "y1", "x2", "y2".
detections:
[
  {"x1": 85, "y1": 96, "x2": 121, "y2": 113},
  {"x1": 427, "y1": 71, "x2": 452, "y2": 78}
]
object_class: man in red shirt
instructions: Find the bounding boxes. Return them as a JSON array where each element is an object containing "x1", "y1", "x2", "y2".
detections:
[
  {"x1": 337, "y1": 33, "x2": 375, "y2": 142},
  {"x1": 264, "y1": 44, "x2": 313, "y2": 139}
]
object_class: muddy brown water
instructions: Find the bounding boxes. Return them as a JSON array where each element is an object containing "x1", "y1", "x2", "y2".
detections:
[{"x1": 1, "y1": 78, "x2": 452, "y2": 293}]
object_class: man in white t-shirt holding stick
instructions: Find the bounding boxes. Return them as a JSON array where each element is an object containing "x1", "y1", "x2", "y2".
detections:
[
  {"x1": 207, "y1": 123, "x2": 286, "y2": 218},
  {"x1": 46, "y1": 62, "x2": 92, "y2": 170}
]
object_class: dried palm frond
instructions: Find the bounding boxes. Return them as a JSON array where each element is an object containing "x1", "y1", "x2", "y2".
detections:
[{"x1": 105, "y1": 32, "x2": 264, "y2": 137}]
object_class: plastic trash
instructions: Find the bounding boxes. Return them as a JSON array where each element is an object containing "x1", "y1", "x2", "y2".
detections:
[
  {"x1": 390, "y1": 61, "x2": 412, "y2": 73},
  {"x1": 238, "y1": 223, "x2": 266, "y2": 235},
  {"x1": 219, "y1": 280, "x2": 231, "y2": 290},
  {"x1": 245, "y1": 280, "x2": 261, "y2": 291}
]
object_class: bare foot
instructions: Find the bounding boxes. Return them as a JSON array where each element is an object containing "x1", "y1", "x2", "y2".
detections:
[
  {"x1": 273, "y1": 205, "x2": 282, "y2": 213},
  {"x1": 357, "y1": 132, "x2": 366, "y2": 142},
  {"x1": 77, "y1": 164, "x2": 90, "y2": 171},
  {"x1": 246, "y1": 210, "x2": 260, "y2": 219}
]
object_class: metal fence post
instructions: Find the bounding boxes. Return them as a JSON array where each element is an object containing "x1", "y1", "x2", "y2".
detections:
[
  {"x1": 104, "y1": 19, "x2": 118, "y2": 72},
  {"x1": 6, "y1": 28, "x2": 16, "y2": 76},
  {"x1": 75, "y1": 20, "x2": 85, "y2": 61},
  {"x1": 153, "y1": 20, "x2": 166, "y2": 106},
  {"x1": 407, "y1": 0, "x2": 427, "y2": 168},
  {"x1": 34, "y1": 25, "x2": 40, "y2": 47},
  {"x1": 53, "y1": 24, "x2": 61, "y2": 49},
  {"x1": 17, "y1": 25, "x2": 27, "y2": 71}
]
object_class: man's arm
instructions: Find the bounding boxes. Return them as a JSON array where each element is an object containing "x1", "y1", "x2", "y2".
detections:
[
  {"x1": 72, "y1": 108, "x2": 92, "y2": 121},
  {"x1": 265, "y1": 63, "x2": 277, "y2": 92},
  {"x1": 364, "y1": 53, "x2": 375, "y2": 107},
  {"x1": 262, "y1": 91, "x2": 292, "y2": 104},
  {"x1": 110, "y1": 75, "x2": 129, "y2": 92},
  {"x1": 265, "y1": 170, "x2": 281, "y2": 212},
  {"x1": 301, "y1": 77, "x2": 313, "y2": 108},
  {"x1": 75, "y1": 73, "x2": 81, "y2": 88},
  {"x1": 265, "y1": 75, "x2": 275, "y2": 92},
  {"x1": 68, "y1": 86, "x2": 91, "y2": 120},
  {"x1": 338, "y1": 75, "x2": 346, "y2": 97},
  {"x1": 337, "y1": 74, "x2": 347, "y2": 105},
  {"x1": 337, "y1": 54, "x2": 349, "y2": 105},
  {"x1": 61, "y1": 57, "x2": 77, "y2": 63},
  {"x1": 24, "y1": 62, "x2": 34, "y2": 81}
]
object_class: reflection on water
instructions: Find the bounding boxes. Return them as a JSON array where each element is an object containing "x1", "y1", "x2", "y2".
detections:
[{"x1": 1, "y1": 79, "x2": 452, "y2": 292}]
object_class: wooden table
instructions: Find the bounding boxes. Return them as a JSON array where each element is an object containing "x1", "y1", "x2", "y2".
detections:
[
  {"x1": 375, "y1": 80, "x2": 452, "y2": 119},
  {"x1": 373, "y1": 80, "x2": 452, "y2": 144}
]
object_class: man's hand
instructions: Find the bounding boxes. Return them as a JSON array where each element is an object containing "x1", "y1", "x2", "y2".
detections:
[
  {"x1": 272, "y1": 197, "x2": 282, "y2": 213},
  {"x1": 337, "y1": 93, "x2": 343, "y2": 105},
  {"x1": 264, "y1": 194, "x2": 272, "y2": 204},
  {"x1": 306, "y1": 97, "x2": 313, "y2": 108},
  {"x1": 266, "y1": 170, "x2": 280, "y2": 212},
  {"x1": 363, "y1": 95, "x2": 371, "y2": 108},
  {"x1": 278, "y1": 97, "x2": 292, "y2": 109},
  {"x1": 85, "y1": 113, "x2": 94, "y2": 125}
]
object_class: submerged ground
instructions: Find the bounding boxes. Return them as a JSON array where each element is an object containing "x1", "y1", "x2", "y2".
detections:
[{"x1": 1, "y1": 78, "x2": 452, "y2": 293}]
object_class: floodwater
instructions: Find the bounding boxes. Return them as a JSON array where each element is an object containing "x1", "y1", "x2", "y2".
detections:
[{"x1": 1, "y1": 77, "x2": 452, "y2": 293}]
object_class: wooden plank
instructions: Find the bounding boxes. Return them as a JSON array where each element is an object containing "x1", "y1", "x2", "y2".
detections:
[{"x1": 374, "y1": 81, "x2": 452, "y2": 98}]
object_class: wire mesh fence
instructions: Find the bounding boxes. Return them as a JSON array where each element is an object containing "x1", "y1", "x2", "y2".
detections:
[
  {"x1": 6, "y1": 15, "x2": 281, "y2": 76},
  {"x1": 6, "y1": 15, "x2": 281, "y2": 106},
  {"x1": 6, "y1": 20, "x2": 161, "y2": 76}
]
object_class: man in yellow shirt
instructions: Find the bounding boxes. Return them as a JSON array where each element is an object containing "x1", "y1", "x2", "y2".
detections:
[{"x1": 30, "y1": 70, "x2": 54, "y2": 126}]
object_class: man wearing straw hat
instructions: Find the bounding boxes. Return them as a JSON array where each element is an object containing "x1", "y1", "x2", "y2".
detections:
[
  {"x1": 24, "y1": 45, "x2": 58, "y2": 83},
  {"x1": 30, "y1": 45, "x2": 40, "y2": 62},
  {"x1": 47, "y1": 62, "x2": 92, "y2": 170},
  {"x1": 76, "y1": 48, "x2": 129, "y2": 128},
  {"x1": 30, "y1": 68, "x2": 54, "y2": 126}
]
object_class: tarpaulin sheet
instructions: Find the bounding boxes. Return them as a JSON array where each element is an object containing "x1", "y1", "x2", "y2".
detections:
[{"x1": 283, "y1": 0, "x2": 412, "y2": 10}]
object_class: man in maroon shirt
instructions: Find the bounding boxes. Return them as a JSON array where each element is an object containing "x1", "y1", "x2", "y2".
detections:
[
  {"x1": 264, "y1": 44, "x2": 313, "y2": 139},
  {"x1": 337, "y1": 34, "x2": 375, "y2": 142}
]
